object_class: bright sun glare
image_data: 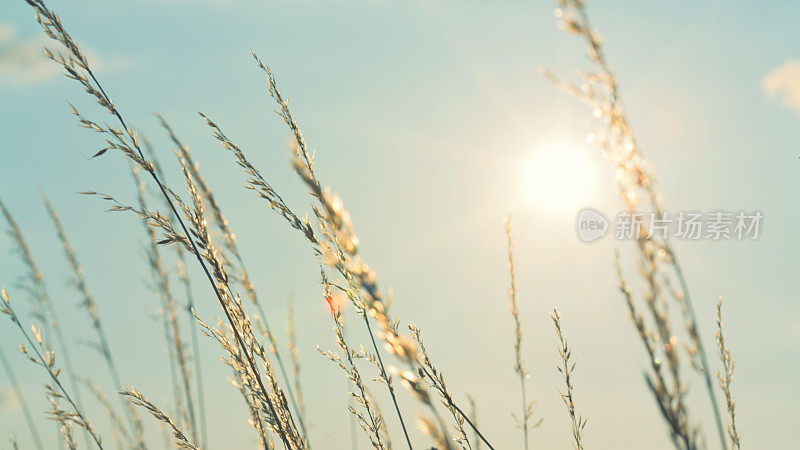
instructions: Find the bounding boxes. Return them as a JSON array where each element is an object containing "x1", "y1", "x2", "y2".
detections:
[{"x1": 523, "y1": 142, "x2": 600, "y2": 213}]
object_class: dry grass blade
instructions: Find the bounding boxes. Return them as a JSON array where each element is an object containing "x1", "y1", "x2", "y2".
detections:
[
  {"x1": 550, "y1": 308, "x2": 586, "y2": 450},
  {"x1": 0, "y1": 288, "x2": 104, "y2": 449},
  {"x1": 547, "y1": 0, "x2": 726, "y2": 447},
  {"x1": 0, "y1": 197, "x2": 90, "y2": 448},
  {"x1": 3, "y1": 2, "x2": 752, "y2": 449},
  {"x1": 177, "y1": 250, "x2": 209, "y2": 447},
  {"x1": 132, "y1": 166, "x2": 197, "y2": 442},
  {"x1": 410, "y1": 324, "x2": 491, "y2": 450},
  {"x1": 20, "y1": 0, "x2": 302, "y2": 446},
  {"x1": 286, "y1": 296, "x2": 308, "y2": 430},
  {"x1": 467, "y1": 395, "x2": 480, "y2": 450},
  {"x1": 208, "y1": 52, "x2": 499, "y2": 449},
  {"x1": 142, "y1": 139, "x2": 210, "y2": 448},
  {"x1": 318, "y1": 272, "x2": 388, "y2": 450},
  {"x1": 59, "y1": 417, "x2": 77, "y2": 450},
  {"x1": 229, "y1": 367, "x2": 272, "y2": 450},
  {"x1": 160, "y1": 115, "x2": 308, "y2": 442},
  {"x1": 42, "y1": 193, "x2": 147, "y2": 448},
  {"x1": 84, "y1": 379, "x2": 132, "y2": 450},
  {"x1": 716, "y1": 298, "x2": 741, "y2": 450},
  {"x1": 505, "y1": 214, "x2": 541, "y2": 449},
  {"x1": 202, "y1": 109, "x2": 411, "y2": 449},
  {"x1": 174, "y1": 146, "x2": 305, "y2": 449},
  {"x1": 0, "y1": 344, "x2": 43, "y2": 450},
  {"x1": 122, "y1": 388, "x2": 198, "y2": 450},
  {"x1": 613, "y1": 253, "x2": 698, "y2": 450}
]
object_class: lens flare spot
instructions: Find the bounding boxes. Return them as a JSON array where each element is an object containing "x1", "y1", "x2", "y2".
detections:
[{"x1": 523, "y1": 142, "x2": 600, "y2": 214}]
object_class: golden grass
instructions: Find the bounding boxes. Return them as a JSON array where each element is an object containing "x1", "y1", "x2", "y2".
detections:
[
  {"x1": 550, "y1": 308, "x2": 585, "y2": 450},
  {"x1": 505, "y1": 214, "x2": 542, "y2": 448},
  {"x1": 716, "y1": 298, "x2": 742, "y2": 450},
  {"x1": 0, "y1": 0, "x2": 743, "y2": 449}
]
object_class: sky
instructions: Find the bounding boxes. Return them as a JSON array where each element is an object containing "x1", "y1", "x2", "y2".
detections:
[{"x1": 1, "y1": 0, "x2": 799, "y2": 448}]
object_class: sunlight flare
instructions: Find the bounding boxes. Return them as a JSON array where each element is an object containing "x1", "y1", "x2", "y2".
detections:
[{"x1": 522, "y1": 141, "x2": 600, "y2": 213}]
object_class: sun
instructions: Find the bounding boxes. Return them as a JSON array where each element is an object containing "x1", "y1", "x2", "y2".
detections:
[{"x1": 522, "y1": 141, "x2": 601, "y2": 214}]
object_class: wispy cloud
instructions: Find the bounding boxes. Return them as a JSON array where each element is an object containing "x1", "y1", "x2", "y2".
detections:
[
  {"x1": 0, "y1": 23, "x2": 59, "y2": 86},
  {"x1": 0, "y1": 23, "x2": 130, "y2": 87},
  {"x1": 762, "y1": 60, "x2": 800, "y2": 114}
]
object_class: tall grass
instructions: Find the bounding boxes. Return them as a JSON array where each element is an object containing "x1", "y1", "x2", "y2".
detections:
[
  {"x1": 550, "y1": 309, "x2": 585, "y2": 450},
  {"x1": 0, "y1": 0, "x2": 744, "y2": 448},
  {"x1": 0, "y1": 197, "x2": 91, "y2": 449},
  {"x1": 545, "y1": 1, "x2": 735, "y2": 448},
  {"x1": 42, "y1": 194, "x2": 147, "y2": 448},
  {"x1": 0, "y1": 344, "x2": 42, "y2": 450},
  {"x1": 0, "y1": 288, "x2": 103, "y2": 448},
  {"x1": 504, "y1": 214, "x2": 541, "y2": 448}
]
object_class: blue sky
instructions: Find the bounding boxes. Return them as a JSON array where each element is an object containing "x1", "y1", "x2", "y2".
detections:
[{"x1": 1, "y1": 0, "x2": 799, "y2": 448}]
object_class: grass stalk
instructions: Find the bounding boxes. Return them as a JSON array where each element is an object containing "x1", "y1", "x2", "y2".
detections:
[
  {"x1": 177, "y1": 251, "x2": 209, "y2": 447},
  {"x1": 0, "y1": 344, "x2": 44, "y2": 450},
  {"x1": 504, "y1": 214, "x2": 541, "y2": 448},
  {"x1": 19, "y1": 1, "x2": 301, "y2": 446},
  {"x1": 0, "y1": 288, "x2": 104, "y2": 449},
  {"x1": 132, "y1": 166, "x2": 197, "y2": 441},
  {"x1": 715, "y1": 298, "x2": 741, "y2": 450},
  {"x1": 159, "y1": 118, "x2": 308, "y2": 442},
  {"x1": 550, "y1": 308, "x2": 586, "y2": 450},
  {"x1": 319, "y1": 274, "x2": 388, "y2": 450},
  {"x1": 547, "y1": 1, "x2": 726, "y2": 447},
  {"x1": 144, "y1": 138, "x2": 210, "y2": 448},
  {"x1": 286, "y1": 296, "x2": 308, "y2": 434},
  {"x1": 42, "y1": 194, "x2": 147, "y2": 447},
  {"x1": 0, "y1": 197, "x2": 90, "y2": 448}
]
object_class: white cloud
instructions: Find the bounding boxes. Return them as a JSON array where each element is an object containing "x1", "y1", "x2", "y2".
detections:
[
  {"x1": 0, "y1": 23, "x2": 130, "y2": 87},
  {"x1": 0, "y1": 23, "x2": 59, "y2": 86},
  {"x1": 762, "y1": 60, "x2": 800, "y2": 114}
]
